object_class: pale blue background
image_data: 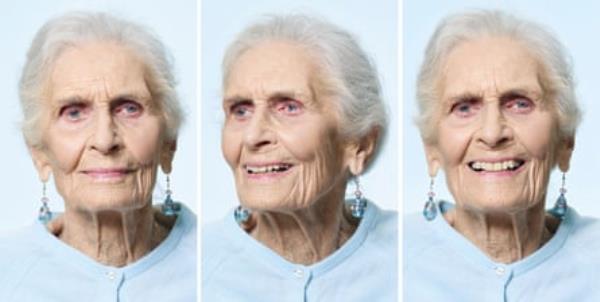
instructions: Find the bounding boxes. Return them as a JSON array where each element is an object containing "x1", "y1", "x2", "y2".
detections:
[
  {"x1": 404, "y1": 1, "x2": 600, "y2": 216},
  {"x1": 0, "y1": 0, "x2": 196, "y2": 233},
  {"x1": 202, "y1": 0, "x2": 398, "y2": 223}
]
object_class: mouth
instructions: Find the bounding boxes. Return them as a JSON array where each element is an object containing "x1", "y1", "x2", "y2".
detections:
[
  {"x1": 468, "y1": 159, "x2": 525, "y2": 173},
  {"x1": 81, "y1": 168, "x2": 133, "y2": 180},
  {"x1": 244, "y1": 163, "x2": 294, "y2": 175}
]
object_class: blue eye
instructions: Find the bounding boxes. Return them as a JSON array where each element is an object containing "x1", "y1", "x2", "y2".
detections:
[
  {"x1": 60, "y1": 104, "x2": 90, "y2": 122},
  {"x1": 505, "y1": 98, "x2": 534, "y2": 114},
  {"x1": 457, "y1": 103, "x2": 471, "y2": 112},
  {"x1": 284, "y1": 103, "x2": 298, "y2": 112},
  {"x1": 229, "y1": 102, "x2": 253, "y2": 120},
  {"x1": 114, "y1": 101, "x2": 143, "y2": 118},
  {"x1": 451, "y1": 100, "x2": 481, "y2": 118},
  {"x1": 276, "y1": 99, "x2": 303, "y2": 116}
]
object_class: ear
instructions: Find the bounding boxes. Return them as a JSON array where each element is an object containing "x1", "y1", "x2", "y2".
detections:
[
  {"x1": 160, "y1": 139, "x2": 177, "y2": 174},
  {"x1": 424, "y1": 142, "x2": 441, "y2": 177},
  {"x1": 346, "y1": 128, "x2": 379, "y2": 176},
  {"x1": 29, "y1": 146, "x2": 52, "y2": 182},
  {"x1": 557, "y1": 136, "x2": 575, "y2": 172}
]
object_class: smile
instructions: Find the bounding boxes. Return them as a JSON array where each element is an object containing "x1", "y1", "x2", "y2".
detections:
[
  {"x1": 468, "y1": 159, "x2": 525, "y2": 172},
  {"x1": 244, "y1": 163, "x2": 293, "y2": 174}
]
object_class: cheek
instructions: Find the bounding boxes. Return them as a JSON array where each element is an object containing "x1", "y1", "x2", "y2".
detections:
[
  {"x1": 221, "y1": 126, "x2": 242, "y2": 168},
  {"x1": 515, "y1": 115, "x2": 556, "y2": 160},
  {"x1": 278, "y1": 123, "x2": 330, "y2": 161},
  {"x1": 44, "y1": 128, "x2": 88, "y2": 172},
  {"x1": 436, "y1": 124, "x2": 472, "y2": 165},
  {"x1": 122, "y1": 118, "x2": 163, "y2": 164}
]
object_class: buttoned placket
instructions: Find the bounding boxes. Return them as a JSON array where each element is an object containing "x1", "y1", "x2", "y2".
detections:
[
  {"x1": 491, "y1": 264, "x2": 514, "y2": 302},
  {"x1": 101, "y1": 270, "x2": 125, "y2": 301},
  {"x1": 290, "y1": 266, "x2": 312, "y2": 302}
]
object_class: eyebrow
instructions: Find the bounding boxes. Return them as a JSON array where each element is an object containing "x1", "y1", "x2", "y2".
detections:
[
  {"x1": 446, "y1": 88, "x2": 542, "y2": 104},
  {"x1": 55, "y1": 92, "x2": 151, "y2": 106},
  {"x1": 447, "y1": 92, "x2": 482, "y2": 104},
  {"x1": 224, "y1": 89, "x2": 309, "y2": 105},
  {"x1": 499, "y1": 89, "x2": 542, "y2": 103}
]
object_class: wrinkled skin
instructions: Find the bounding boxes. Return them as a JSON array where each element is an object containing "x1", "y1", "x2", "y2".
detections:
[
  {"x1": 30, "y1": 41, "x2": 176, "y2": 266},
  {"x1": 424, "y1": 37, "x2": 574, "y2": 263},
  {"x1": 222, "y1": 41, "x2": 376, "y2": 264}
]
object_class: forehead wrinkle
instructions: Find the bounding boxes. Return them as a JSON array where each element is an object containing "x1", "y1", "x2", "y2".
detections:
[{"x1": 226, "y1": 76, "x2": 314, "y2": 105}]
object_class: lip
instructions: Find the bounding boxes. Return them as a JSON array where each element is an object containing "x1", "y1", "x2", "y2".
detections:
[
  {"x1": 241, "y1": 161, "x2": 295, "y2": 181},
  {"x1": 81, "y1": 168, "x2": 133, "y2": 182},
  {"x1": 466, "y1": 157, "x2": 527, "y2": 178}
]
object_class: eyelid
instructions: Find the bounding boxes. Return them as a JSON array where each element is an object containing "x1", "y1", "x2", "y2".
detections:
[
  {"x1": 450, "y1": 98, "x2": 479, "y2": 111},
  {"x1": 229, "y1": 100, "x2": 253, "y2": 112},
  {"x1": 113, "y1": 100, "x2": 144, "y2": 118},
  {"x1": 112, "y1": 98, "x2": 140, "y2": 108},
  {"x1": 274, "y1": 98, "x2": 304, "y2": 114},
  {"x1": 58, "y1": 102, "x2": 88, "y2": 116}
]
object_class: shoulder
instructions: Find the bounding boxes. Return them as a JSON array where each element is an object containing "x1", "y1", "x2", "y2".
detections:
[
  {"x1": 366, "y1": 202, "x2": 397, "y2": 243},
  {"x1": 0, "y1": 224, "x2": 48, "y2": 296},
  {"x1": 176, "y1": 204, "x2": 197, "y2": 248},
  {"x1": 561, "y1": 209, "x2": 600, "y2": 260},
  {"x1": 403, "y1": 211, "x2": 445, "y2": 265},
  {"x1": 202, "y1": 211, "x2": 243, "y2": 282},
  {"x1": 0, "y1": 224, "x2": 43, "y2": 260}
]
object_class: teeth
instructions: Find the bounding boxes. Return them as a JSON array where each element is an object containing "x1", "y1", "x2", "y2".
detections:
[
  {"x1": 470, "y1": 160, "x2": 523, "y2": 172},
  {"x1": 246, "y1": 164, "x2": 292, "y2": 174}
]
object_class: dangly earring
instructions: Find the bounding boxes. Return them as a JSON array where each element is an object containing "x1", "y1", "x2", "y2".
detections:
[
  {"x1": 549, "y1": 172, "x2": 568, "y2": 219},
  {"x1": 346, "y1": 176, "x2": 367, "y2": 219},
  {"x1": 161, "y1": 174, "x2": 181, "y2": 216},
  {"x1": 234, "y1": 206, "x2": 251, "y2": 224},
  {"x1": 423, "y1": 177, "x2": 437, "y2": 221},
  {"x1": 38, "y1": 182, "x2": 52, "y2": 223}
]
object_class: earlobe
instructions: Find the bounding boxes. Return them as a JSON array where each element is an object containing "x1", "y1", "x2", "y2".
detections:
[
  {"x1": 347, "y1": 128, "x2": 379, "y2": 176},
  {"x1": 347, "y1": 148, "x2": 367, "y2": 176},
  {"x1": 424, "y1": 143, "x2": 441, "y2": 177},
  {"x1": 160, "y1": 140, "x2": 177, "y2": 174},
  {"x1": 29, "y1": 146, "x2": 52, "y2": 182},
  {"x1": 557, "y1": 136, "x2": 575, "y2": 172}
]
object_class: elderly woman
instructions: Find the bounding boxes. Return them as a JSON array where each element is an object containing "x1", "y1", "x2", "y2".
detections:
[
  {"x1": 0, "y1": 12, "x2": 195, "y2": 301},
  {"x1": 203, "y1": 14, "x2": 396, "y2": 301},
  {"x1": 404, "y1": 10, "x2": 600, "y2": 301}
]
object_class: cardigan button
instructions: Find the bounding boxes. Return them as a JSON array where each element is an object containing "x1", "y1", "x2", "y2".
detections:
[
  {"x1": 293, "y1": 268, "x2": 304, "y2": 278},
  {"x1": 494, "y1": 266, "x2": 505, "y2": 276}
]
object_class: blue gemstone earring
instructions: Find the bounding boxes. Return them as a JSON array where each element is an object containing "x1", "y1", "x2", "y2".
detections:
[
  {"x1": 347, "y1": 176, "x2": 367, "y2": 219},
  {"x1": 423, "y1": 177, "x2": 437, "y2": 221},
  {"x1": 549, "y1": 173, "x2": 568, "y2": 219},
  {"x1": 38, "y1": 182, "x2": 52, "y2": 223},
  {"x1": 161, "y1": 174, "x2": 181, "y2": 216},
  {"x1": 234, "y1": 206, "x2": 251, "y2": 224}
]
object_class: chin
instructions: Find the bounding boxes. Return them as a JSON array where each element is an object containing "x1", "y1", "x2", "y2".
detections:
[
  {"x1": 239, "y1": 190, "x2": 312, "y2": 212},
  {"x1": 461, "y1": 195, "x2": 541, "y2": 214},
  {"x1": 69, "y1": 190, "x2": 151, "y2": 213}
]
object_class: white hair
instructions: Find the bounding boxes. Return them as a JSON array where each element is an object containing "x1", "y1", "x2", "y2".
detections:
[
  {"x1": 416, "y1": 10, "x2": 581, "y2": 143},
  {"x1": 20, "y1": 11, "x2": 183, "y2": 147},
  {"x1": 222, "y1": 14, "x2": 388, "y2": 169}
]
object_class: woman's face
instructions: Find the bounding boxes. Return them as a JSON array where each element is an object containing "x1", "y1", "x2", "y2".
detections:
[
  {"x1": 425, "y1": 37, "x2": 573, "y2": 213},
  {"x1": 32, "y1": 41, "x2": 173, "y2": 212},
  {"x1": 222, "y1": 41, "x2": 355, "y2": 212}
]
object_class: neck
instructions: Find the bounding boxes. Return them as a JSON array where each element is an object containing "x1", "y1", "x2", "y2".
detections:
[
  {"x1": 245, "y1": 184, "x2": 358, "y2": 265},
  {"x1": 445, "y1": 201, "x2": 557, "y2": 264},
  {"x1": 56, "y1": 203, "x2": 173, "y2": 267}
]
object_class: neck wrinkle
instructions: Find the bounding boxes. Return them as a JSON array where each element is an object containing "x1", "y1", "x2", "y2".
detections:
[
  {"x1": 249, "y1": 183, "x2": 358, "y2": 265},
  {"x1": 58, "y1": 203, "x2": 171, "y2": 267},
  {"x1": 447, "y1": 201, "x2": 552, "y2": 264}
]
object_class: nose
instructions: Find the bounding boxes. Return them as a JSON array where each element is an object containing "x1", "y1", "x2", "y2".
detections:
[
  {"x1": 242, "y1": 110, "x2": 276, "y2": 151},
  {"x1": 476, "y1": 104, "x2": 512, "y2": 148},
  {"x1": 90, "y1": 111, "x2": 121, "y2": 154}
]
